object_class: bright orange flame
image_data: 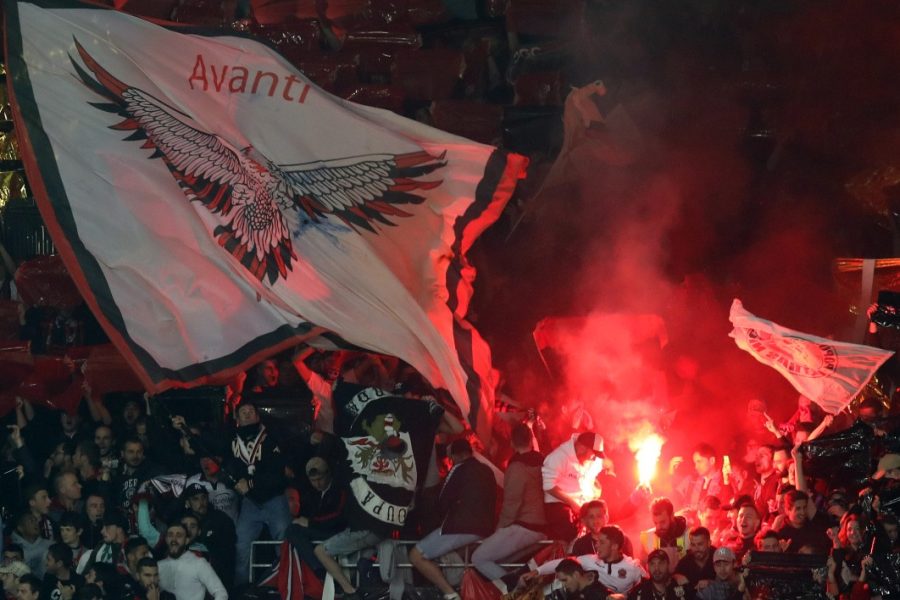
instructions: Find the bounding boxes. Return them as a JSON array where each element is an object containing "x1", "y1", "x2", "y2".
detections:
[{"x1": 632, "y1": 432, "x2": 664, "y2": 486}]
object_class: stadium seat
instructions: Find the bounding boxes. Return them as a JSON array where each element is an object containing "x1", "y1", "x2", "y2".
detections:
[
  {"x1": 341, "y1": 84, "x2": 406, "y2": 112},
  {"x1": 513, "y1": 70, "x2": 565, "y2": 106},
  {"x1": 115, "y1": 0, "x2": 179, "y2": 20},
  {"x1": 171, "y1": 0, "x2": 239, "y2": 25},
  {"x1": 505, "y1": 0, "x2": 584, "y2": 38},
  {"x1": 390, "y1": 48, "x2": 465, "y2": 101},
  {"x1": 252, "y1": 19, "x2": 323, "y2": 66},
  {"x1": 252, "y1": 0, "x2": 345, "y2": 23},
  {"x1": 296, "y1": 52, "x2": 361, "y2": 92},
  {"x1": 343, "y1": 24, "x2": 421, "y2": 81},
  {"x1": 430, "y1": 100, "x2": 502, "y2": 144}
]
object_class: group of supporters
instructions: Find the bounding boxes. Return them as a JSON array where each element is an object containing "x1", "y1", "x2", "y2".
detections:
[
  {"x1": 495, "y1": 397, "x2": 900, "y2": 600},
  {"x1": 1, "y1": 338, "x2": 900, "y2": 600}
]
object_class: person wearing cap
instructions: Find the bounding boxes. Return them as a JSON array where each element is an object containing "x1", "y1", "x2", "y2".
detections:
[
  {"x1": 529, "y1": 525, "x2": 645, "y2": 594},
  {"x1": 180, "y1": 482, "x2": 236, "y2": 590},
  {"x1": 628, "y1": 549, "x2": 695, "y2": 600},
  {"x1": 75, "y1": 511, "x2": 129, "y2": 575},
  {"x1": 0, "y1": 560, "x2": 30, "y2": 600},
  {"x1": 409, "y1": 438, "x2": 497, "y2": 600},
  {"x1": 224, "y1": 399, "x2": 291, "y2": 586},
  {"x1": 696, "y1": 547, "x2": 746, "y2": 600},
  {"x1": 873, "y1": 453, "x2": 900, "y2": 481},
  {"x1": 542, "y1": 432, "x2": 605, "y2": 542},
  {"x1": 285, "y1": 457, "x2": 347, "y2": 578},
  {"x1": 183, "y1": 459, "x2": 239, "y2": 524}
]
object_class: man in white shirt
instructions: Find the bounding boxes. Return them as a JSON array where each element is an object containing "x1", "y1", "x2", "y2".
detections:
[
  {"x1": 292, "y1": 347, "x2": 335, "y2": 433},
  {"x1": 158, "y1": 522, "x2": 227, "y2": 600},
  {"x1": 542, "y1": 432, "x2": 605, "y2": 541},
  {"x1": 528, "y1": 525, "x2": 645, "y2": 594}
]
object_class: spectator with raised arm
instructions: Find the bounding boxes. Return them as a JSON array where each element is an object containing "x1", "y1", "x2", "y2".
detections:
[{"x1": 224, "y1": 399, "x2": 290, "y2": 586}]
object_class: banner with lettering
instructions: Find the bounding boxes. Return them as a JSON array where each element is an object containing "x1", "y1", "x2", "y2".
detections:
[
  {"x1": 729, "y1": 299, "x2": 894, "y2": 414},
  {"x1": 4, "y1": 0, "x2": 526, "y2": 440},
  {"x1": 336, "y1": 385, "x2": 444, "y2": 536}
]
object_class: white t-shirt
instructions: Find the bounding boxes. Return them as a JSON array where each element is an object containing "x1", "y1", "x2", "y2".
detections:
[
  {"x1": 537, "y1": 554, "x2": 646, "y2": 594},
  {"x1": 159, "y1": 551, "x2": 227, "y2": 600},
  {"x1": 542, "y1": 436, "x2": 602, "y2": 505}
]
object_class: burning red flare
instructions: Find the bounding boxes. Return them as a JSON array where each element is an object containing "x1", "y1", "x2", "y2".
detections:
[{"x1": 630, "y1": 431, "x2": 664, "y2": 487}]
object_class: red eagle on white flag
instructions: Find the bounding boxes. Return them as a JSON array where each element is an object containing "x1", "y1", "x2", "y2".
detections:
[
  {"x1": 71, "y1": 39, "x2": 447, "y2": 285},
  {"x1": 729, "y1": 299, "x2": 894, "y2": 414},
  {"x1": 5, "y1": 1, "x2": 527, "y2": 441}
]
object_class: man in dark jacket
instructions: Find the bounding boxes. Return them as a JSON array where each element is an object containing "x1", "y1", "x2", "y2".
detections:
[
  {"x1": 226, "y1": 400, "x2": 291, "y2": 585},
  {"x1": 630, "y1": 550, "x2": 696, "y2": 600},
  {"x1": 409, "y1": 438, "x2": 497, "y2": 600},
  {"x1": 285, "y1": 457, "x2": 347, "y2": 577},
  {"x1": 471, "y1": 424, "x2": 545, "y2": 592},
  {"x1": 674, "y1": 527, "x2": 715, "y2": 588},
  {"x1": 553, "y1": 558, "x2": 611, "y2": 600},
  {"x1": 181, "y1": 483, "x2": 236, "y2": 590}
]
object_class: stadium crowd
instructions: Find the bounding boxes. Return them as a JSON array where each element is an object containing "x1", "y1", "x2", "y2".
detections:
[
  {"x1": 1, "y1": 334, "x2": 900, "y2": 600},
  {"x1": 3, "y1": 0, "x2": 900, "y2": 599}
]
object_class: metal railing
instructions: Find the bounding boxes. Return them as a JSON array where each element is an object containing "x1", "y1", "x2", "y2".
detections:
[{"x1": 249, "y1": 538, "x2": 556, "y2": 583}]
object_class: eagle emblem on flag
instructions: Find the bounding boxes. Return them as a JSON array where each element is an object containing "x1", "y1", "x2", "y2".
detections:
[{"x1": 69, "y1": 39, "x2": 446, "y2": 285}]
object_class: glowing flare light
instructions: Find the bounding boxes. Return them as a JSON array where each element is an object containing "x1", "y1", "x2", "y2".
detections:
[{"x1": 633, "y1": 433, "x2": 664, "y2": 486}]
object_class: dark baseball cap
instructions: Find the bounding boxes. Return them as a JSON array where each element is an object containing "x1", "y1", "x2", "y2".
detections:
[{"x1": 181, "y1": 483, "x2": 209, "y2": 499}]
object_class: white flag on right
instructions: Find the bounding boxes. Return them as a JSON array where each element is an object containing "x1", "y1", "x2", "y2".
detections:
[{"x1": 729, "y1": 299, "x2": 894, "y2": 414}]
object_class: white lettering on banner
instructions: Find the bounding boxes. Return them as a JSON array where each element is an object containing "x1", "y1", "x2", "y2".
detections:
[
  {"x1": 350, "y1": 478, "x2": 409, "y2": 526},
  {"x1": 344, "y1": 387, "x2": 394, "y2": 426}
]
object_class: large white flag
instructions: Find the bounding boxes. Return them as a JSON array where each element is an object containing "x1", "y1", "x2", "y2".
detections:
[
  {"x1": 729, "y1": 299, "x2": 894, "y2": 414},
  {"x1": 4, "y1": 0, "x2": 526, "y2": 439}
]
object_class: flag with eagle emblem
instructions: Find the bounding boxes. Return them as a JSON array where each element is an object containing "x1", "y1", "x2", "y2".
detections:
[{"x1": 4, "y1": 0, "x2": 526, "y2": 441}]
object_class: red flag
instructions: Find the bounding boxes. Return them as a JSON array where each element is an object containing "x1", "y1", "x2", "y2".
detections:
[
  {"x1": 17, "y1": 357, "x2": 84, "y2": 415},
  {"x1": 259, "y1": 540, "x2": 323, "y2": 600},
  {"x1": 13, "y1": 255, "x2": 82, "y2": 309},
  {"x1": 82, "y1": 344, "x2": 145, "y2": 398}
]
